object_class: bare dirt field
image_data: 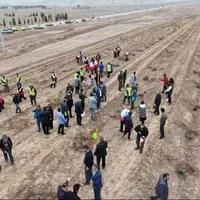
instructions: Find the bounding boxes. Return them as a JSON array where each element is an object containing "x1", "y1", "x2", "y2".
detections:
[{"x1": 0, "y1": 3, "x2": 200, "y2": 199}]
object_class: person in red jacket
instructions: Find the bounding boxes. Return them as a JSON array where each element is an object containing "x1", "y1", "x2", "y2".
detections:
[
  {"x1": 161, "y1": 74, "x2": 169, "y2": 93},
  {"x1": 0, "y1": 97, "x2": 4, "y2": 112}
]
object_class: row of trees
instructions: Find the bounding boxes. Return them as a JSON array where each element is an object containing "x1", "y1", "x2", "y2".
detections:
[{"x1": 4, "y1": 13, "x2": 15, "y2": 17}]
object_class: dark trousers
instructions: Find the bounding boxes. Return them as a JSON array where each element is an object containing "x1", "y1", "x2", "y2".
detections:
[
  {"x1": 58, "y1": 124, "x2": 64, "y2": 134},
  {"x1": 123, "y1": 78, "x2": 126, "y2": 87},
  {"x1": 30, "y1": 96, "x2": 36, "y2": 105},
  {"x1": 154, "y1": 104, "x2": 160, "y2": 115},
  {"x1": 118, "y1": 81, "x2": 122, "y2": 91},
  {"x1": 120, "y1": 121, "x2": 124, "y2": 132},
  {"x1": 160, "y1": 123, "x2": 165, "y2": 138},
  {"x1": 76, "y1": 113, "x2": 82, "y2": 125},
  {"x1": 3, "y1": 148, "x2": 14, "y2": 164},
  {"x1": 123, "y1": 128, "x2": 131, "y2": 139},
  {"x1": 80, "y1": 76, "x2": 84, "y2": 83},
  {"x1": 49, "y1": 120, "x2": 53, "y2": 129},
  {"x1": 64, "y1": 116, "x2": 69, "y2": 127},
  {"x1": 97, "y1": 156, "x2": 106, "y2": 169},
  {"x1": 15, "y1": 103, "x2": 21, "y2": 113},
  {"x1": 140, "y1": 117, "x2": 146, "y2": 125},
  {"x1": 97, "y1": 98, "x2": 101, "y2": 109},
  {"x1": 167, "y1": 92, "x2": 172, "y2": 104},
  {"x1": 107, "y1": 72, "x2": 111, "y2": 78},
  {"x1": 131, "y1": 100, "x2": 135, "y2": 110},
  {"x1": 75, "y1": 86, "x2": 80, "y2": 94},
  {"x1": 0, "y1": 104, "x2": 4, "y2": 112},
  {"x1": 81, "y1": 102, "x2": 85, "y2": 111},
  {"x1": 123, "y1": 96, "x2": 130, "y2": 104},
  {"x1": 162, "y1": 85, "x2": 167, "y2": 93},
  {"x1": 36, "y1": 119, "x2": 41, "y2": 132},
  {"x1": 85, "y1": 167, "x2": 92, "y2": 184},
  {"x1": 101, "y1": 95, "x2": 107, "y2": 102},
  {"x1": 136, "y1": 134, "x2": 145, "y2": 154},
  {"x1": 50, "y1": 83, "x2": 56, "y2": 88},
  {"x1": 93, "y1": 186, "x2": 102, "y2": 200},
  {"x1": 42, "y1": 124, "x2": 49, "y2": 134},
  {"x1": 100, "y1": 71, "x2": 103, "y2": 78},
  {"x1": 69, "y1": 107, "x2": 73, "y2": 118}
]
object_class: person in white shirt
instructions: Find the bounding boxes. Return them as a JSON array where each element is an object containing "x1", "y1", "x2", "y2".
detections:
[
  {"x1": 165, "y1": 78, "x2": 174, "y2": 105},
  {"x1": 120, "y1": 106, "x2": 129, "y2": 132}
]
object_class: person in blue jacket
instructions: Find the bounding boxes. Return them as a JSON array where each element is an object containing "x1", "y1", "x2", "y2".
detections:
[
  {"x1": 92, "y1": 164, "x2": 103, "y2": 200},
  {"x1": 99, "y1": 62, "x2": 104, "y2": 78},
  {"x1": 57, "y1": 181, "x2": 69, "y2": 200},
  {"x1": 57, "y1": 108, "x2": 67, "y2": 135},
  {"x1": 131, "y1": 88, "x2": 137, "y2": 110},
  {"x1": 33, "y1": 105, "x2": 42, "y2": 132}
]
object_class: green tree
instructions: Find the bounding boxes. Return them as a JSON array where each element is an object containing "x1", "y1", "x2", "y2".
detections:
[
  {"x1": 55, "y1": 15, "x2": 58, "y2": 21},
  {"x1": 34, "y1": 16, "x2": 37, "y2": 23},
  {"x1": 10, "y1": 21, "x2": 12, "y2": 26},
  {"x1": 27, "y1": 19, "x2": 30, "y2": 24},
  {"x1": 24, "y1": 19, "x2": 26, "y2": 25},
  {"x1": 9, "y1": 13, "x2": 12, "y2": 17},
  {"x1": 12, "y1": 17, "x2": 16, "y2": 26},
  {"x1": 33, "y1": 13, "x2": 35, "y2": 17},
  {"x1": 36, "y1": 12, "x2": 38, "y2": 16},
  {"x1": 57, "y1": 14, "x2": 60, "y2": 20},
  {"x1": 12, "y1": 13, "x2": 15, "y2": 16},
  {"x1": 64, "y1": 13, "x2": 68, "y2": 20},
  {"x1": 44, "y1": 16, "x2": 48, "y2": 23},
  {"x1": 31, "y1": 18, "x2": 33, "y2": 24},
  {"x1": 18, "y1": 18, "x2": 21, "y2": 25},
  {"x1": 3, "y1": 19, "x2": 6, "y2": 27}
]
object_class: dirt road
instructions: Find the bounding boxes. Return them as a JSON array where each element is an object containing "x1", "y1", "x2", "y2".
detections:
[{"x1": 0, "y1": 4, "x2": 200, "y2": 199}]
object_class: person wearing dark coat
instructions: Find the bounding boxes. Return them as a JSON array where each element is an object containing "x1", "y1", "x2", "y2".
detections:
[
  {"x1": 13, "y1": 93, "x2": 22, "y2": 113},
  {"x1": 134, "y1": 124, "x2": 149, "y2": 154},
  {"x1": 65, "y1": 92, "x2": 74, "y2": 118},
  {"x1": 100, "y1": 81, "x2": 107, "y2": 102},
  {"x1": 94, "y1": 136, "x2": 107, "y2": 169},
  {"x1": 67, "y1": 183, "x2": 81, "y2": 200},
  {"x1": 40, "y1": 107, "x2": 51, "y2": 134},
  {"x1": 47, "y1": 104, "x2": 54, "y2": 129},
  {"x1": 117, "y1": 71, "x2": 123, "y2": 91},
  {"x1": 151, "y1": 173, "x2": 169, "y2": 200},
  {"x1": 75, "y1": 99, "x2": 83, "y2": 126},
  {"x1": 123, "y1": 112, "x2": 133, "y2": 140},
  {"x1": 83, "y1": 145, "x2": 94, "y2": 185},
  {"x1": 122, "y1": 70, "x2": 127, "y2": 87},
  {"x1": 0, "y1": 134, "x2": 14, "y2": 164},
  {"x1": 57, "y1": 181, "x2": 69, "y2": 200},
  {"x1": 154, "y1": 93, "x2": 162, "y2": 115},
  {"x1": 92, "y1": 164, "x2": 103, "y2": 200},
  {"x1": 79, "y1": 89, "x2": 87, "y2": 111}
]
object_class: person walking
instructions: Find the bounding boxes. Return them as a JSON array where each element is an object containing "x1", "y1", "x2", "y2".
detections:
[
  {"x1": 1, "y1": 75, "x2": 9, "y2": 92},
  {"x1": 99, "y1": 62, "x2": 104, "y2": 78},
  {"x1": 16, "y1": 73, "x2": 21, "y2": 88},
  {"x1": 17, "y1": 85, "x2": 26, "y2": 102},
  {"x1": 92, "y1": 164, "x2": 103, "y2": 200},
  {"x1": 13, "y1": 93, "x2": 21, "y2": 113},
  {"x1": 47, "y1": 104, "x2": 54, "y2": 129},
  {"x1": 134, "y1": 124, "x2": 149, "y2": 154},
  {"x1": 123, "y1": 84, "x2": 132, "y2": 105},
  {"x1": 96, "y1": 52, "x2": 101, "y2": 64},
  {"x1": 130, "y1": 72, "x2": 136, "y2": 87},
  {"x1": 120, "y1": 106, "x2": 129, "y2": 132},
  {"x1": 154, "y1": 93, "x2": 162, "y2": 115},
  {"x1": 0, "y1": 134, "x2": 14, "y2": 165},
  {"x1": 79, "y1": 89, "x2": 87, "y2": 111},
  {"x1": 0, "y1": 96, "x2": 4, "y2": 112},
  {"x1": 122, "y1": 70, "x2": 127, "y2": 87},
  {"x1": 28, "y1": 85, "x2": 37, "y2": 106},
  {"x1": 89, "y1": 93, "x2": 97, "y2": 121},
  {"x1": 106, "y1": 63, "x2": 112, "y2": 78},
  {"x1": 66, "y1": 92, "x2": 74, "y2": 118},
  {"x1": 57, "y1": 108, "x2": 67, "y2": 135},
  {"x1": 33, "y1": 105, "x2": 42, "y2": 132},
  {"x1": 160, "y1": 108, "x2": 167, "y2": 139},
  {"x1": 75, "y1": 75, "x2": 81, "y2": 94},
  {"x1": 123, "y1": 111, "x2": 133, "y2": 140},
  {"x1": 94, "y1": 136, "x2": 108, "y2": 169},
  {"x1": 117, "y1": 71, "x2": 123, "y2": 91},
  {"x1": 79, "y1": 68, "x2": 85, "y2": 83},
  {"x1": 131, "y1": 88, "x2": 137, "y2": 110},
  {"x1": 95, "y1": 86, "x2": 102, "y2": 110},
  {"x1": 40, "y1": 107, "x2": 51, "y2": 134},
  {"x1": 151, "y1": 173, "x2": 169, "y2": 200},
  {"x1": 165, "y1": 78, "x2": 174, "y2": 105},
  {"x1": 100, "y1": 81, "x2": 107, "y2": 102},
  {"x1": 61, "y1": 100, "x2": 70, "y2": 127},
  {"x1": 66, "y1": 83, "x2": 74, "y2": 94},
  {"x1": 83, "y1": 145, "x2": 94, "y2": 185},
  {"x1": 139, "y1": 101, "x2": 147, "y2": 125},
  {"x1": 75, "y1": 99, "x2": 83, "y2": 126},
  {"x1": 50, "y1": 72, "x2": 57, "y2": 88},
  {"x1": 161, "y1": 74, "x2": 169, "y2": 93}
]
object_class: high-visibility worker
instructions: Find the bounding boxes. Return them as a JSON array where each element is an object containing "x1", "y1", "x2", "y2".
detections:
[
  {"x1": 74, "y1": 71, "x2": 79, "y2": 79},
  {"x1": 50, "y1": 72, "x2": 57, "y2": 88},
  {"x1": 28, "y1": 85, "x2": 37, "y2": 106},
  {"x1": 1, "y1": 75, "x2": 9, "y2": 92},
  {"x1": 91, "y1": 128, "x2": 98, "y2": 140},
  {"x1": 79, "y1": 68, "x2": 85, "y2": 83},
  {"x1": 16, "y1": 73, "x2": 21, "y2": 87},
  {"x1": 106, "y1": 63, "x2": 112, "y2": 78},
  {"x1": 123, "y1": 84, "x2": 132, "y2": 105}
]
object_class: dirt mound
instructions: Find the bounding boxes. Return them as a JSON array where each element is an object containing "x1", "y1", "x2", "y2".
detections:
[{"x1": 143, "y1": 76, "x2": 149, "y2": 81}]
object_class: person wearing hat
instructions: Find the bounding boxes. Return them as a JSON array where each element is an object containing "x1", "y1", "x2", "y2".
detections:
[
  {"x1": 123, "y1": 111, "x2": 133, "y2": 140},
  {"x1": 94, "y1": 136, "x2": 108, "y2": 169},
  {"x1": 0, "y1": 134, "x2": 14, "y2": 164},
  {"x1": 92, "y1": 164, "x2": 103, "y2": 200}
]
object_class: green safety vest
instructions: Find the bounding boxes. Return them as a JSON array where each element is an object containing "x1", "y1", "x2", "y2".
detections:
[
  {"x1": 16, "y1": 76, "x2": 21, "y2": 83},
  {"x1": 74, "y1": 73, "x2": 78, "y2": 79},
  {"x1": 29, "y1": 88, "x2": 35, "y2": 96},
  {"x1": 125, "y1": 87, "x2": 132, "y2": 97},
  {"x1": 64, "y1": 111, "x2": 69, "y2": 116},
  {"x1": 80, "y1": 70, "x2": 84, "y2": 77},
  {"x1": 106, "y1": 64, "x2": 111, "y2": 72},
  {"x1": 1, "y1": 77, "x2": 7, "y2": 85},
  {"x1": 92, "y1": 130, "x2": 98, "y2": 140}
]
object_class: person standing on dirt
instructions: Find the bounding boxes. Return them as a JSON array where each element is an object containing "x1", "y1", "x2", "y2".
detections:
[
  {"x1": 83, "y1": 145, "x2": 94, "y2": 185},
  {"x1": 95, "y1": 86, "x2": 102, "y2": 111},
  {"x1": 160, "y1": 108, "x2": 167, "y2": 139},
  {"x1": 106, "y1": 63, "x2": 112, "y2": 78},
  {"x1": 79, "y1": 89, "x2": 87, "y2": 111},
  {"x1": 99, "y1": 62, "x2": 104, "y2": 78},
  {"x1": 165, "y1": 78, "x2": 174, "y2": 105},
  {"x1": 57, "y1": 107, "x2": 67, "y2": 135},
  {"x1": 117, "y1": 71, "x2": 123, "y2": 91},
  {"x1": 13, "y1": 92, "x2": 22, "y2": 113},
  {"x1": 120, "y1": 106, "x2": 129, "y2": 132},
  {"x1": 40, "y1": 107, "x2": 51, "y2": 134},
  {"x1": 79, "y1": 68, "x2": 85, "y2": 83},
  {"x1": 79, "y1": 51, "x2": 83, "y2": 64},
  {"x1": 89, "y1": 93, "x2": 97, "y2": 121},
  {"x1": 75, "y1": 99, "x2": 83, "y2": 126},
  {"x1": 1, "y1": 75, "x2": 9, "y2": 92},
  {"x1": 113, "y1": 48, "x2": 117, "y2": 58},
  {"x1": 61, "y1": 100, "x2": 70, "y2": 127},
  {"x1": 124, "y1": 51, "x2": 129, "y2": 61},
  {"x1": 96, "y1": 53, "x2": 101, "y2": 64},
  {"x1": 161, "y1": 74, "x2": 169, "y2": 93},
  {"x1": 50, "y1": 72, "x2": 57, "y2": 88},
  {"x1": 116, "y1": 46, "x2": 121, "y2": 57},
  {"x1": 100, "y1": 81, "x2": 107, "y2": 102},
  {"x1": 139, "y1": 101, "x2": 147, "y2": 125},
  {"x1": 0, "y1": 134, "x2": 14, "y2": 165},
  {"x1": 28, "y1": 85, "x2": 37, "y2": 106},
  {"x1": 123, "y1": 84, "x2": 132, "y2": 105},
  {"x1": 0, "y1": 96, "x2": 5, "y2": 112},
  {"x1": 66, "y1": 83, "x2": 74, "y2": 94},
  {"x1": 123, "y1": 70, "x2": 127, "y2": 87},
  {"x1": 75, "y1": 75, "x2": 81, "y2": 94},
  {"x1": 33, "y1": 105, "x2": 43, "y2": 132},
  {"x1": 153, "y1": 93, "x2": 162, "y2": 115},
  {"x1": 123, "y1": 111, "x2": 133, "y2": 140},
  {"x1": 131, "y1": 88, "x2": 137, "y2": 110},
  {"x1": 92, "y1": 164, "x2": 103, "y2": 200},
  {"x1": 130, "y1": 72, "x2": 137, "y2": 87},
  {"x1": 17, "y1": 85, "x2": 26, "y2": 102},
  {"x1": 134, "y1": 124, "x2": 149, "y2": 154},
  {"x1": 66, "y1": 92, "x2": 74, "y2": 118},
  {"x1": 47, "y1": 104, "x2": 54, "y2": 130},
  {"x1": 16, "y1": 73, "x2": 21, "y2": 88},
  {"x1": 151, "y1": 173, "x2": 169, "y2": 200},
  {"x1": 94, "y1": 136, "x2": 108, "y2": 170}
]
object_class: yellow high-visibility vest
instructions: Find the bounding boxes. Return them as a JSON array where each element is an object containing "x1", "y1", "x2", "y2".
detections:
[
  {"x1": 92, "y1": 129, "x2": 98, "y2": 140},
  {"x1": 16, "y1": 76, "x2": 21, "y2": 83},
  {"x1": 2, "y1": 77, "x2": 7, "y2": 83},
  {"x1": 106, "y1": 64, "x2": 111, "y2": 72},
  {"x1": 80, "y1": 70, "x2": 84, "y2": 77},
  {"x1": 28, "y1": 88, "x2": 35, "y2": 96},
  {"x1": 74, "y1": 73, "x2": 78, "y2": 79},
  {"x1": 125, "y1": 87, "x2": 132, "y2": 97}
]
